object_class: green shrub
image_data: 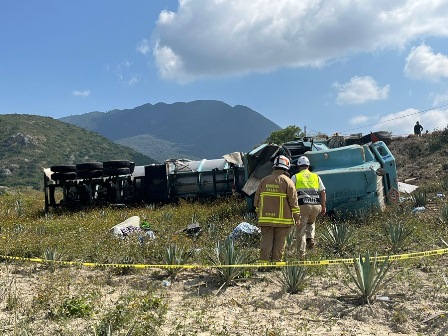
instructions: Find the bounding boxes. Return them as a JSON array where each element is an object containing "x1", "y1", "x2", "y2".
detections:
[
  {"x1": 60, "y1": 295, "x2": 94, "y2": 318},
  {"x1": 95, "y1": 291, "x2": 167, "y2": 336}
]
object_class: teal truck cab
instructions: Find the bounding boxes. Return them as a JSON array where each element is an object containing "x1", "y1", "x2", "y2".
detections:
[{"x1": 242, "y1": 138, "x2": 399, "y2": 215}]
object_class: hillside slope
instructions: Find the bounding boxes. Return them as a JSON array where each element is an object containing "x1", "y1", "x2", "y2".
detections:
[
  {"x1": 0, "y1": 114, "x2": 157, "y2": 189},
  {"x1": 388, "y1": 129, "x2": 448, "y2": 185},
  {"x1": 60, "y1": 100, "x2": 281, "y2": 160}
]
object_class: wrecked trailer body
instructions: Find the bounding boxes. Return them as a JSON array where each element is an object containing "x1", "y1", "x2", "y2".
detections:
[
  {"x1": 44, "y1": 155, "x2": 245, "y2": 211},
  {"x1": 243, "y1": 139, "x2": 399, "y2": 215},
  {"x1": 43, "y1": 138, "x2": 399, "y2": 216}
]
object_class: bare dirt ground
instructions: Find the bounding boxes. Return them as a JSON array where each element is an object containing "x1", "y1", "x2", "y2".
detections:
[
  {"x1": 388, "y1": 134, "x2": 448, "y2": 185},
  {"x1": 2, "y1": 252, "x2": 448, "y2": 336}
]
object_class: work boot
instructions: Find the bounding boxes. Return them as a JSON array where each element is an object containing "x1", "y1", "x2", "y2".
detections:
[{"x1": 306, "y1": 238, "x2": 315, "y2": 249}]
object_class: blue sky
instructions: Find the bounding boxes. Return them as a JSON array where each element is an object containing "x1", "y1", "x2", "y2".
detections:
[{"x1": 2, "y1": 0, "x2": 448, "y2": 137}]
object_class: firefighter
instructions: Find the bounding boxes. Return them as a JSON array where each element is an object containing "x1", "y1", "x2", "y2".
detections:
[
  {"x1": 291, "y1": 156, "x2": 326, "y2": 257},
  {"x1": 254, "y1": 155, "x2": 301, "y2": 266}
]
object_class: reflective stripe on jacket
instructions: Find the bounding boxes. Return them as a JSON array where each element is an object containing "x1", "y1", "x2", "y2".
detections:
[
  {"x1": 294, "y1": 169, "x2": 321, "y2": 205},
  {"x1": 254, "y1": 170, "x2": 300, "y2": 227}
]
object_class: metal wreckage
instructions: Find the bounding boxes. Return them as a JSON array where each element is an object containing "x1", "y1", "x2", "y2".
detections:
[{"x1": 43, "y1": 132, "x2": 399, "y2": 215}]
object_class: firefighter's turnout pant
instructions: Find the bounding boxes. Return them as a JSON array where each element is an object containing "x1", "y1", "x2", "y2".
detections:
[
  {"x1": 260, "y1": 226, "x2": 292, "y2": 262},
  {"x1": 296, "y1": 204, "x2": 321, "y2": 256}
]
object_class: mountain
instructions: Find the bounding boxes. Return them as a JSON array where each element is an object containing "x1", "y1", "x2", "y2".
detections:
[
  {"x1": 60, "y1": 100, "x2": 281, "y2": 161},
  {"x1": 0, "y1": 114, "x2": 156, "y2": 189}
]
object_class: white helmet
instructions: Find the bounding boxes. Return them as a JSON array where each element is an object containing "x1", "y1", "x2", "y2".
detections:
[
  {"x1": 296, "y1": 156, "x2": 310, "y2": 166},
  {"x1": 273, "y1": 155, "x2": 291, "y2": 170}
]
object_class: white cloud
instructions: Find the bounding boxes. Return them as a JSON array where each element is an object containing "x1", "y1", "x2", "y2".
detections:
[
  {"x1": 404, "y1": 44, "x2": 448, "y2": 81},
  {"x1": 333, "y1": 76, "x2": 389, "y2": 105},
  {"x1": 152, "y1": 0, "x2": 448, "y2": 81},
  {"x1": 73, "y1": 90, "x2": 90, "y2": 97},
  {"x1": 128, "y1": 75, "x2": 138, "y2": 86},
  {"x1": 350, "y1": 115, "x2": 370, "y2": 125},
  {"x1": 137, "y1": 39, "x2": 150, "y2": 55},
  {"x1": 105, "y1": 60, "x2": 138, "y2": 85},
  {"x1": 375, "y1": 108, "x2": 448, "y2": 135},
  {"x1": 431, "y1": 91, "x2": 448, "y2": 107}
]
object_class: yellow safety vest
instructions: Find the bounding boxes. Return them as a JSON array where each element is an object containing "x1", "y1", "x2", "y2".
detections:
[{"x1": 294, "y1": 170, "x2": 320, "y2": 205}]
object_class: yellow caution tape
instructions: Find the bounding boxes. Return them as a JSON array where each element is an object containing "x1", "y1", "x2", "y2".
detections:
[{"x1": 1, "y1": 247, "x2": 448, "y2": 269}]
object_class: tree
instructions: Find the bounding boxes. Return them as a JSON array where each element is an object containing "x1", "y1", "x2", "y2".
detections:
[{"x1": 264, "y1": 125, "x2": 304, "y2": 144}]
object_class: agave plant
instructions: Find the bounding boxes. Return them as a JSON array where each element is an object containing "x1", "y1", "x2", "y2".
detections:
[
  {"x1": 43, "y1": 247, "x2": 61, "y2": 261},
  {"x1": 441, "y1": 204, "x2": 448, "y2": 224},
  {"x1": 163, "y1": 244, "x2": 188, "y2": 279},
  {"x1": 243, "y1": 212, "x2": 257, "y2": 225},
  {"x1": 384, "y1": 221, "x2": 413, "y2": 253},
  {"x1": 342, "y1": 251, "x2": 395, "y2": 305},
  {"x1": 43, "y1": 247, "x2": 61, "y2": 272},
  {"x1": 411, "y1": 188, "x2": 427, "y2": 207},
  {"x1": 208, "y1": 237, "x2": 250, "y2": 293},
  {"x1": 321, "y1": 221, "x2": 353, "y2": 255},
  {"x1": 279, "y1": 265, "x2": 307, "y2": 294},
  {"x1": 285, "y1": 226, "x2": 296, "y2": 251}
]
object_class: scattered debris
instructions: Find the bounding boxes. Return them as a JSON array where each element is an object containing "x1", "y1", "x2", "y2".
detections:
[
  {"x1": 179, "y1": 222, "x2": 202, "y2": 237},
  {"x1": 412, "y1": 206, "x2": 426, "y2": 213},
  {"x1": 111, "y1": 215, "x2": 156, "y2": 241},
  {"x1": 229, "y1": 222, "x2": 261, "y2": 240},
  {"x1": 161, "y1": 279, "x2": 171, "y2": 287}
]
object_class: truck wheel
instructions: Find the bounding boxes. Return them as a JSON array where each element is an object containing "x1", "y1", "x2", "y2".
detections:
[
  {"x1": 51, "y1": 165, "x2": 76, "y2": 173},
  {"x1": 103, "y1": 167, "x2": 131, "y2": 176},
  {"x1": 51, "y1": 172, "x2": 77, "y2": 181},
  {"x1": 103, "y1": 160, "x2": 131, "y2": 169},
  {"x1": 76, "y1": 162, "x2": 103, "y2": 171},
  {"x1": 77, "y1": 169, "x2": 103, "y2": 179}
]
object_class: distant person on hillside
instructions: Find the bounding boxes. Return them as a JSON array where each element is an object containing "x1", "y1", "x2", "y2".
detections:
[{"x1": 414, "y1": 121, "x2": 423, "y2": 137}]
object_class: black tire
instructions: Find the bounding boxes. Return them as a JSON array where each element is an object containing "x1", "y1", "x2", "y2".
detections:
[
  {"x1": 51, "y1": 172, "x2": 77, "y2": 181},
  {"x1": 51, "y1": 165, "x2": 76, "y2": 173},
  {"x1": 77, "y1": 169, "x2": 103, "y2": 179},
  {"x1": 103, "y1": 160, "x2": 131, "y2": 169},
  {"x1": 76, "y1": 162, "x2": 103, "y2": 171},
  {"x1": 103, "y1": 167, "x2": 131, "y2": 176}
]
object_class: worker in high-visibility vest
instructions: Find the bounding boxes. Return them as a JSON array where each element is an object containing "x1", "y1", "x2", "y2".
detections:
[
  {"x1": 254, "y1": 155, "x2": 301, "y2": 265},
  {"x1": 291, "y1": 156, "x2": 326, "y2": 258}
]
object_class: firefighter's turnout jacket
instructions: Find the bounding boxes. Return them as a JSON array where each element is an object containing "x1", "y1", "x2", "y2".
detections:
[{"x1": 254, "y1": 169, "x2": 301, "y2": 227}]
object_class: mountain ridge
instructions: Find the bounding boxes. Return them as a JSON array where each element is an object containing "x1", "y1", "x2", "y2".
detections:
[
  {"x1": 0, "y1": 114, "x2": 156, "y2": 189},
  {"x1": 60, "y1": 100, "x2": 281, "y2": 161}
]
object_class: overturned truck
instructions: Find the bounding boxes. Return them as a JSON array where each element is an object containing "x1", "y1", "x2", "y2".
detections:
[
  {"x1": 243, "y1": 138, "x2": 399, "y2": 214},
  {"x1": 44, "y1": 138, "x2": 399, "y2": 215},
  {"x1": 44, "y1": 154, "x2": 245, "y2": 212}
]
